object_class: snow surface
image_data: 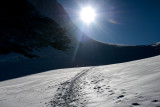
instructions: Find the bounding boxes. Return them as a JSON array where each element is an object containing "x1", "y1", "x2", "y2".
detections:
[{"x1": 0, "y1": 55, "x2": 160, "y2": 107}]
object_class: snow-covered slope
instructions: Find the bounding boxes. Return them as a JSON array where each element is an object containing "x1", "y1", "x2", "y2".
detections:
[{"x1": 0, "y1": 55, "x2": 160, "y2": 107}]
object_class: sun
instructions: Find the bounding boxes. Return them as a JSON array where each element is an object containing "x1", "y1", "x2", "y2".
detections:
[{"x1": 80, "y1": 6, "x2": 96, "y2": 24}]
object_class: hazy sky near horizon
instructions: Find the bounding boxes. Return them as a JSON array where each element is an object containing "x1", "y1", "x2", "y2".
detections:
[{"x1": 58, "y1": 0, "x2": 160, "y2": 45}]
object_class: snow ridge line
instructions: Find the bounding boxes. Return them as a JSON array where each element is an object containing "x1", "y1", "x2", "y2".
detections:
[{"x1": 48, "y1": 67, "x2": 94, "y2": 107}]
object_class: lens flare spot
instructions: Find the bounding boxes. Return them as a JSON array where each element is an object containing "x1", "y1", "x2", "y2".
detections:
[
  {"x1": 108, "y1": 19, "x2": 120, "y2": 24},
  {"x1": 80, "y1": 6, "x2": 96, "y2": 24}
]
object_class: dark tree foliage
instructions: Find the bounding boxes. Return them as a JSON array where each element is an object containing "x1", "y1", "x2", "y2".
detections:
[{"x1": 0, "y1": 0, "x2": 71, "y2": 58}]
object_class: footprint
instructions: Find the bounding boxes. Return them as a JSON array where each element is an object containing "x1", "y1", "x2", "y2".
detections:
[
  {"x1": 137, "y1": 96, "x2": 145, "y2": 101},
  {"x1": 120, "y1": 89, "x2": 126, "y2": 91},
  {"x1": 108, "y1": 90, "x2": 113, "y2": 92},
  {"x1": 109, "y1": 92, "x2": 115, "y2": 95},
  {"x1": 97, "y1": 89, "x2": 104, "y2": 93},
  {"x1": 115, "y1": 100, "x2": 121, "y2": 103},
  {"x1": 122, "y1": 92, "x2": 126, "y2": 94},
  {"x1": 105, "y1": 87, "x2": 110, "y2": 89},
  {"x1": 97, "y1": 86, "x2": 101, "y2": 89},
  {"x1": 93, "y1": 87, "x2": 97, "y2": 89},
  {"x1": 93, "y1": 86, "x2": 101, "y2": 90},
  {"x1": 152, "y1": 100, "x2": 159, "y2": 102},
  {"x1": 132, "y1": 103, "x2": 140, "y2": 106},
  {"x1": 117, "y1": 95, "x2": 124, "y2": 99}
]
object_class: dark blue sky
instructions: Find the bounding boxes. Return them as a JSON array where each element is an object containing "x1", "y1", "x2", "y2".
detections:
[{"x1": 58, "y1": 0, "x2": 160, "y2": 45}]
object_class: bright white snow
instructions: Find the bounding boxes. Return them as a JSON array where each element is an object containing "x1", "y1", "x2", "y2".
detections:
[{"x1": 0, "y1": 55, "x2": 160, "y2": 107}]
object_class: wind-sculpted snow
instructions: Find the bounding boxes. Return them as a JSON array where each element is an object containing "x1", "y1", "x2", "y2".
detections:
[{"x1": 1, "y1": 55, "x2": 160, "y2": 107}]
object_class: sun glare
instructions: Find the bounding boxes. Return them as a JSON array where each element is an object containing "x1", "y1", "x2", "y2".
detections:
[{"x1": 80, "y1": 6, "x2": 96, "y2": 24}]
